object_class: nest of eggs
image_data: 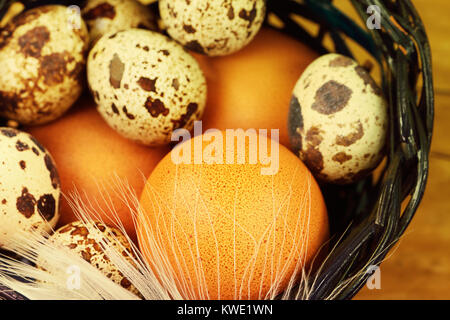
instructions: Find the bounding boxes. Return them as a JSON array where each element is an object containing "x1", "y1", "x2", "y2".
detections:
[{"x1": 0, "y1": 0, "x2": 434, "y2": 300}]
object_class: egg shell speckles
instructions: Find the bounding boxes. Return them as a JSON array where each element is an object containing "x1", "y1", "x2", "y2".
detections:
[
  {"x1": 82, "y1": 0, "x2": 158, "y2": 46},
  {"x1": 0, "y1": 128, "x2": 60, "y2": 246},
  {"x1": 87, "y1": 29, "x2": 207, "y2": 146},
  {"x1": 288, "y1": 53, "x2": 388, "y2": 184},
  {"x1": 0, "y1": 5, "x2": 89, "y2": 125},
  {"x1": 159, "y1": 0, "x2": 266, "y2": 56},
  {"x1": 40, "y1": 221, "x2": 140, "y2": 296}
]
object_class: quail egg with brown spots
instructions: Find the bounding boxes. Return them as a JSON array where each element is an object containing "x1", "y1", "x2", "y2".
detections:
[
  {"x1": 159, "y1": 0, "x2": 266, "y2": 56},
  {"x1": 0, "y1": 128, "x2": 60, "y2": 247},
  {"x1": 288, "y1": 53, "x2": 388, "y2": 184},
  {"x1": 82, "y1": 0, "x2": 158, "y2": 46},
  {"x1": 87, "y1": 29, "x2": 207, "y2": 146},
  {"x1": 0, "y1": 5, "x2": 89, "y2": 125},
  {"x1": 38, "y1": 221, "x2": 140, "y2": 296}
]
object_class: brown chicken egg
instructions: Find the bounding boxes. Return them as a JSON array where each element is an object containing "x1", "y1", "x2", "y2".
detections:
[
  {"x1": 26, "y1": 96, "x2": 170, "y2": 240},
  {"x1": 202, "y1": 28, "x2": 320, "y2": 147}
]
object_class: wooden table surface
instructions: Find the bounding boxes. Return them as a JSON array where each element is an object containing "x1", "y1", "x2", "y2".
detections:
[{"x1": 349, "y1": 0, "x2": 450, "y2": 300}]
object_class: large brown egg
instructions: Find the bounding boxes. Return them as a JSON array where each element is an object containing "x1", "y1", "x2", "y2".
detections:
[
  {"x1": 202, "y1": 27, "x2": 319, "y2": 147},
  {"x1": 26, "y1": 96, "x2": 169, "y2": 240}
]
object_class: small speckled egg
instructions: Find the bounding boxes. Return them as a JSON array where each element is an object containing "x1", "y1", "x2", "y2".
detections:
[
  {"x1": 0, "y1": 127, "x2": 60, "y2": 247},
  {"x1": 39, "y1": 221, "x2": 140, "y2": 296},
  {"x1": 87, "y1": 29, "x2": 207, "y2": 146},
  {"x1": 82, "y1": 0, "x2": 158, "y2": 46},
  {"x1": 0, "y1": 5, "x2": 89, "y2": 125},
  {"x1": 288, "y1": 53, "x2": 388, "y2": 184},
  {"x1": 159, "y1": 0, "x2": 266, "y2": 56}
]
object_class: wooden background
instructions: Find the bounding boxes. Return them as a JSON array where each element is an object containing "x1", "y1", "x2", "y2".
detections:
[{"x1": 349, "y1": 0, "x2": 450, "y2": 300}]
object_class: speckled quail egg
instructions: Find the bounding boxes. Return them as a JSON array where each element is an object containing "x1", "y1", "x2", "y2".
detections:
[
  {"x1": 38, "y1": 221, "x2": 140, "y2": 296},
  {"x1": 0, "y1": 127, "x2": 60, "y2": 247},
  {"x1": 82, "y1": 0, "x2": 158, "y2": 46},
  {"x1": 288, "y1": 53, "x2": 388, "y2": 184},
  {"x1": 159, "y1": 0, "x2": 266, "y2": 56},
  {"x1": 87, "y1": 28, "x2": 207, "y2": 146},
  {"x1": 0, "y1": 5, "x2": 89, "y2": 125}
]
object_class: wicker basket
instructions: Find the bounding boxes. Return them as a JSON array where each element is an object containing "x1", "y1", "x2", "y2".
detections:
[{"x1": 0, "y1": 0, "x2": 434, "y2": 300}]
